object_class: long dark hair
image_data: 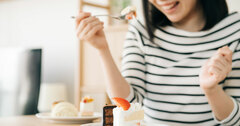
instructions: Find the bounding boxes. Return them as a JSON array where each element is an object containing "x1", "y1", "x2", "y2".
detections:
[{"x1": 142, "y1": 0, "x2": 229, "y2": 40}]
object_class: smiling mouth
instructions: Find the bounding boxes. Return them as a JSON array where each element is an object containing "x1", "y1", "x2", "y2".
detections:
[{"x1": 157, "y1": 1, "x2": 180, "y2": 12}]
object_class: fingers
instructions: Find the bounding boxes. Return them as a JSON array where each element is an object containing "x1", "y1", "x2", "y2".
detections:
[
  {"x1": 85, "y1": 22, "x2": 104, "y2": 40},
  {"x1": 208, "y1": 66, "x2": 222, "y2": 77},
  {"x1": 217, "y1": 46, "x2": 233, "y2": 63},
  {"x1": 76, "y1": 16, "x2": 99, "y2": 37},
  {"x1": 208, "y1": 53, "x2": 232, "y2": 73},
  {"x1": 207, "y1": 59, "x2": 223, "y2": 75},
  {"x1": 199, "y1": 46, "x2": 233, "y2": 88},
  {"x1": 217, "y1": 46, "x2": 233, "y2": 73},
  {"x1": 208, "y1": 66, "x2": 225, "y2": 81},
  {"x1": 78, "y1": 20, "x2": 104, "y2": 41},
  {"x1": 209, "y1": 54, "x2": 227, "y2": 69},
  {"x1": 205, "y1": 46, "x2": 233, "y2": 80},
  {"x1": 75, "y1": 12, "x2": 91, "y2": 29},
  {"x1": 207, "y1": 58, "x2": 226, "y2": 82}
]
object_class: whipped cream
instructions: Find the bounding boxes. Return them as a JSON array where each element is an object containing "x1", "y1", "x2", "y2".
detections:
[
  {"x1": 80, "y1": 102, "x2": 94, "y2": 112},
  {"x1": 113, "y1": 103, "x2": 144, "y2": 126},
  {"x1": 51, "y1": 102, "x2": 78, "y2": 117}
]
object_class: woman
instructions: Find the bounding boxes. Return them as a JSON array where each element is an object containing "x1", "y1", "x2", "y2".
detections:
[{"x1": 75, "y1": 0, "x2": 240, "y2": 125}]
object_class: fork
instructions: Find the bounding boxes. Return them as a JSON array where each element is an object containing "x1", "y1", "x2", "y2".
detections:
[{"x1": 71, "y1": 14, "x2": 127, "y2": 20}]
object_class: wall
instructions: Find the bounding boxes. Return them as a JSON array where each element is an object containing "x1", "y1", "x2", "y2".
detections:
[
  {"x1": 227, "y1": 0, "x2": 240, "y2": 12},
  {"x1": 0, "y1": 0, "x2": 79, "y2": 103}
]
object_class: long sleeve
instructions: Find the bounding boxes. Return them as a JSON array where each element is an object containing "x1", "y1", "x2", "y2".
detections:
[
  {"x1": 213, "y1": 41, "x2": 240, "y2": 125},
  {"x1": 121, "y1": 24, "x2": 146, "y2": 104},
  {"x1": 213, "y1": 98, "x2": 240, "y2": 126}
]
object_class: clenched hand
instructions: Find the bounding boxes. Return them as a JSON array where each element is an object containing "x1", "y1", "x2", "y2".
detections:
[{"x1": 199, "y1": 46, "x2": 232, "y2": 91}]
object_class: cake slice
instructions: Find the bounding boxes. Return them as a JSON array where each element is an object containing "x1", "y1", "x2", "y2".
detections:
[
  {"x1": 124, "y1": 109, "x2": 144, "y2": 122},
  {"x1": 80, "y1": 96, "x2": 94, "y2": 116},
  {"x1": 112, "y1": 97, "x2": 144, "y2": 126}
]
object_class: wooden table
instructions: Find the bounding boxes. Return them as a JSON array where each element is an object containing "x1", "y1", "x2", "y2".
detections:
[{"x1": 0, "y1": 115, "x2": 97, "y2": 126}]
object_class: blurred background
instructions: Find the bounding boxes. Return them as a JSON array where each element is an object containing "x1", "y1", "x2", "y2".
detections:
[{"x1": 0, "y1": 0, "x2": 239, "y2": 117}]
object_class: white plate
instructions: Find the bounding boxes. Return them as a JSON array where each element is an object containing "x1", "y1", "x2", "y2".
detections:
[
  {"x1": 81, "y1": 122, "x2": 168, "y2": 126},
  {"x1": 36, "y1": 112, "x2": 102, "y2": 124}
]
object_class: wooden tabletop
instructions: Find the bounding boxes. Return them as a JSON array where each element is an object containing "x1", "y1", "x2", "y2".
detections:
[{"x1": 0, "y1": 115, "x2": 98, "y2": 126}]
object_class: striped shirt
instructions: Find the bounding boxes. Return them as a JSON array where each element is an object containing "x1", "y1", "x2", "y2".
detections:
[{"x1": 122, "y1": 12, "x2": 240, "y2": 126}]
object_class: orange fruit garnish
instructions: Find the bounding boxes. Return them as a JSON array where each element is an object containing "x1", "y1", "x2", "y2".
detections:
[
  {"x1": 87, "y1": 98, "x2": 94, "y2": 103},
  {"x1": 112, "y1": 97, "x2": 130, "y2": 111},
  {"x1": 82, "y1": 96, "x2": 94, "y2": 103},
  {"x1": 126, "y1": 14, "x2": 133, "y2": 20}
]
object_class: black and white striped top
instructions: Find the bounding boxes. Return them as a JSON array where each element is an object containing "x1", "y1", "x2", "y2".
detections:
[{"x1": 122, "y1": 12, "x2": 240, "y2": 126}]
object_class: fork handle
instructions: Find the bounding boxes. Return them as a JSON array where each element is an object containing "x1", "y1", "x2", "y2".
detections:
[
  {"x1": 93, "y1": 15, "x2": 120, "y2": 19},
  {"x1": 71, "y1": 15, "x2": 122, "y2": 20}
]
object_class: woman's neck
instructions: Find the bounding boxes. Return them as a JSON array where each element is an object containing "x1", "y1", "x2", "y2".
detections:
[{"x1": 172, "y1": 3, "x2": 206, "y2": 32}]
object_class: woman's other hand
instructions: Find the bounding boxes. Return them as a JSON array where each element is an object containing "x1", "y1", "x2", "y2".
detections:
[
  {"x1": 199, "y1": 46, "x2": 232, "y2": 91},
  {"x1": 75, "y1": 12, "x2": 108, "y2": 50}
]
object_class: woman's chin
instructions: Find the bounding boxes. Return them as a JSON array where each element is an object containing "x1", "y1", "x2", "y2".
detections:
[{"x1": 166, "y1": 16, "x2": 182, "y2": 23}]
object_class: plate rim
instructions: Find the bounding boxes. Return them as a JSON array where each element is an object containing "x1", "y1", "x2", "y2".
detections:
[
  {"x1": 81, "y1": 122, "x2": 168, "y2": 126},
  {"x1": 35, "y1": 112, "x2": 102, "y2": 120},
  {"x1": 81, "y1": 122, "x2": 101, "y2": 126}
]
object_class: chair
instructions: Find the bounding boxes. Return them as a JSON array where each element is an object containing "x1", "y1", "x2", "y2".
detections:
[{"x1": 0, "y1": 48, "x2": 42, "y2": 116}]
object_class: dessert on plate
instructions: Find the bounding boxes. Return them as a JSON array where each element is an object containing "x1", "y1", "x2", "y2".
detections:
[
  {"x1": 51, "y1": 101, "x2": 78, "y2": 117},
  {"x1": 80, "y1": 96, "x2": 94, "y2": 116},
  {"x1": 121, "y1": 6, "x2": 137, "y2": 20},
  {"x1": 112, "y1": 97, "x2": 144, "y2": 126}
]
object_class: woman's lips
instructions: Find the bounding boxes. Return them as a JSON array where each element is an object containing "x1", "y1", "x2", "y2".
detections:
[{"x1": 156, "y1": 0, "x2": 179, "y2": 13}]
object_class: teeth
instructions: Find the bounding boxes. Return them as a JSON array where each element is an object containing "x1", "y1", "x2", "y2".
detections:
[
  {"x1": 156, "y1": 0, "x2": 177, "y2": 10},
  {"x1": 156, "y1": 0, "x2": 165, "y2": 5},
  {"x1": 162, "y1": 3, "x2": 175, "y2": 10}
]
